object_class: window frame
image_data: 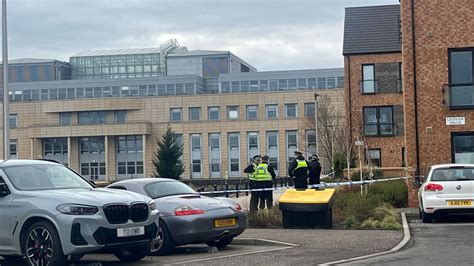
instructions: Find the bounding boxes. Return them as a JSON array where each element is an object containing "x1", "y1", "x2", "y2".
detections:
[
  {"x1": 448, "y1": 48, "x2": 474, "y2": 109},
  {"x1": 285, "y1": 103, "x2": 298, "y2": 118},
  {"x1": 208, "y1": 106, "x2": 220, "y2": 121},
  {"x1": 189, "y1": 107, "x2": 201, "y2": 122},
  {"x1": 170, "y1": 108, "x2": 182, "y2": 122},
  {"x1": 363, "y1": 106, "x2": 395, "y2": 137},
  {"x1": 365, "y1": 148, "x2": 382, "y2": 167},
  {"x1": 227, "y1": 106, "x2": 239, "y2": 120},
  {"x1": 246, "y1": 105, "x2": 258, "y2": 120},
  {"x1": 265, "y1": 104, "x2": 278, "y2": 119},
  {"x1": 362, "y1": 64, "x2": 376, "y2": 94}
]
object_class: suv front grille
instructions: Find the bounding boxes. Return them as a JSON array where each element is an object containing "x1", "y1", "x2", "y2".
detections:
[
  {"x1": 131, "y1": 203, "x2": 149, "y2": 222},
  {"x1": 103, "y1": 203, "x2": 149, "y2": 224}
]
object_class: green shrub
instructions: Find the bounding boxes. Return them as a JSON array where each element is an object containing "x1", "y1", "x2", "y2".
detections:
[
  {"x1": 247, "y1": 207, "x2": 282, "y2": 228},
  {"x1": 343, "y1": 215, "x2": 359, "y2": 229},
  {"x1": 373, "y1": 203, "x2": 397, "y2": 221},
  {"x1": 361, "y1": 218, "x2": 380, "y2": 229},
  {"x1": 369, "y1": 180, "x2": 408, "y2": 208},
  {"x1": 334, "y1": 191, "x2": 384, "y2": 225},
  {"x1": 379, "y1": 215, "x2": 402, "y2": 230}
]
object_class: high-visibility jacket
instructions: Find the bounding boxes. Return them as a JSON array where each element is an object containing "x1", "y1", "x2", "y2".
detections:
[
  {"x1": 254, "y1": 163, "x2": 273, "y2": 181},
  {"x1": 248, "y1": 163, "x2": 258, "y2": 181},
  {"x1": 295, "y1": 159, "x2": 308, "y2": 170}
]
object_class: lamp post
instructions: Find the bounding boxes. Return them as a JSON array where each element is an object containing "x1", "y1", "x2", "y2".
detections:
[
  {"x1": 314, "y1": 93, "x2": 319, "y2": 157},
  {"x1": 328, "y1": 125, "x2": 335, "y2": 179},
  {"x1": 2, "y1": 0, "x2": 9, "y2": 160}
]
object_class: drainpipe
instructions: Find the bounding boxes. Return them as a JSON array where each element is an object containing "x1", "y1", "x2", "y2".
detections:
[{"x1": 411, "y1": 0, "x2": 421, "y2": 175}]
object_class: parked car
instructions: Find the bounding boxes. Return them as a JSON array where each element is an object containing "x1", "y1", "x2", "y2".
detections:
[
  {"x1": 416, "y1": 164, "x2": 474, "y2": 223},
  {"x1": 0, "y1": 160, "x2": 160, "y2": 265},
  {"x1": 107, "y1": 178, "x2": 246, "y2": 255}
]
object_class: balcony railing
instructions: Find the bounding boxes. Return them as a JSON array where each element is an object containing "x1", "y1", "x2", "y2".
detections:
[
  {"x1": 364, "y1": 123, "x2": 398, "y2": 137},
  {"x1": 443, "y1": 83, "x2": 474, "y2": 110}
]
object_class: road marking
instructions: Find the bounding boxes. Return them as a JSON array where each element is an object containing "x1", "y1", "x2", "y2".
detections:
[
  {"x1": 165, "y1": 246, "x2": 295, "y2": 265},
  {"x1": 320, "y1": 212, "x2": 411, "y2": 265}
]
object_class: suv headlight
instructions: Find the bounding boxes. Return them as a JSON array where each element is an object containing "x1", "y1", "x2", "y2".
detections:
[
  {"x1": 148, "y1": 200, "x2": 157, "y2": 211},
  {"x1": 56, "y1": 204, "x2": 99, "y2": 215}
]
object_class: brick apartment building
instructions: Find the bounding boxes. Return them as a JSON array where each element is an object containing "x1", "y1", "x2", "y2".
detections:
[{"x1": 345, "y1": 1, "x2": 473, "y2": 206}]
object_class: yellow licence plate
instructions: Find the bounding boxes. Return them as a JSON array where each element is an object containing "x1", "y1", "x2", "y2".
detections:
[
  {"x1": 447, "y1": 200, "x2": 472, "y2": 206},
  {"x1": 214, "y1": 218, "x2": 237, "y2": 228}
]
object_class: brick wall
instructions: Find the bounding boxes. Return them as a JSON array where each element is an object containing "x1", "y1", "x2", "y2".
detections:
[
  {"x1": 401, "y1": 0, "x2": 474, "y2": 207},
  {"x1": 345, "y1": 53, "x2": 405, "y2": 168}
]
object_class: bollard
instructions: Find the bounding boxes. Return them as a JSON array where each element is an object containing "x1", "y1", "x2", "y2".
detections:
[
  {"x1": 245, "y1": 181, "x2": 249, "y2": 196},
  {"x1": 225, "y1": 183, "x2": 229, "y2": 198},
  {"x1": 235, "y1": 182, "x2": 239, "y2": 198}
]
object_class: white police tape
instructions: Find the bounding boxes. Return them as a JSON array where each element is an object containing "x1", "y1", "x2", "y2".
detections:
[{"x1": 198, "y1": 176, "x2": 409, "y2": 195}]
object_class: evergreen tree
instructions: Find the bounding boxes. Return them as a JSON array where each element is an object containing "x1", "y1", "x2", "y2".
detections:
[{"x1": 152, "y1": 127, "x2": 184, "y2": 179}]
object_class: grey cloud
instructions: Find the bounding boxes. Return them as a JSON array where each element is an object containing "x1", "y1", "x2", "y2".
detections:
[{"x1": 7, "y1": 0, "x2": 397, "y2": 70}]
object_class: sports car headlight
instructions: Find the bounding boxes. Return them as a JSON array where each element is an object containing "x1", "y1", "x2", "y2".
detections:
[
  {"x1": 148, "y1": 200, "x2": 157, "y2": 211},
  {"x1": 56, "y1": 204, "x2": 98, "y2": 215}
]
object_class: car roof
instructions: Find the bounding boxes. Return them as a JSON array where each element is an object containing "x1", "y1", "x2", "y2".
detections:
[
  {"x1": 111, "y1": 178, "x2": 179, "y2": 186},
  {"x1": 0, "y1": 159, "x2": 60, "y2": 168},
  {"x1": 430, "y1": 164, "x2": 474, "y2": 169}
]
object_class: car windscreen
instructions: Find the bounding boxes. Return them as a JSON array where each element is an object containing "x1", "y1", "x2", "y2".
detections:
[
  {"x1": 3, "y1": 164, "x2": 93, "y2": 191},
  {"x1": 431, "y1": 167, "x2": 474, "y2": 181},
  {"x1": 145, "y1": 181, "x2": 196, "y2": 199}
]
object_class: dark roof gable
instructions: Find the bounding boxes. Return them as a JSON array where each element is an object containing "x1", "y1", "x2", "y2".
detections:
[{"x1": 343, "y1": 5, "x2": 401, "y2": 55}]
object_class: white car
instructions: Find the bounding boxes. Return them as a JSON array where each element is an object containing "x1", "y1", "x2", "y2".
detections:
[{"x1": 417, "y1": 164, "x2": 474, "y2": 223}]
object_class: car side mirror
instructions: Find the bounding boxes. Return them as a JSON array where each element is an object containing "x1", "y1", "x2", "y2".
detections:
[
  {"x1": 413, "y1": 175, "x2": 425, "y2": 188},
  {"x1": 0, "y1": 182, "x2": 10, "y2": 197}
]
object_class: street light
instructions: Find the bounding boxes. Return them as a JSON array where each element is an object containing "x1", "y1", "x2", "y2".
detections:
[
  {"x1": 314, "y1": 93, "x2": 319, "y2": 157},
  {"x1": 2, "y1": 0, "x2": 9, "y2": 160}
]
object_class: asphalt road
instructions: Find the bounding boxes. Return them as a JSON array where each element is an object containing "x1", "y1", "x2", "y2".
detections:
[{"x1": 344, "y1": 215, "x2": 474, "y2": 265}]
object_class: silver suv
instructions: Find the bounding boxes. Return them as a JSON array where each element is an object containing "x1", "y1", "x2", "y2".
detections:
[{"x1": 0, "y1": 160, "x2": 159, "y2": 265}]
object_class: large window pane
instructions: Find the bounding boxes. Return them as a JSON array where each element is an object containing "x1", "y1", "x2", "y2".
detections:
[
  {"x1": 450, "y1": 51, "x2": 473, "y2": 85},
  {"x1": 189, "y1": 107, "x2": 201, "y2": 121},
  {"x1": 362, "y1": 64, "x2": 375, "y2": 93},
  {"x1": 246, "y1": 105, "x2": 258, "y2": 120}
]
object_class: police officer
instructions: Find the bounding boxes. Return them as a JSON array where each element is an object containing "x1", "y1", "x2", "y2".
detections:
[
  {"x1": 243, "y1": 155, "x2": 261, "y2": 212},
  {"x1": 308, "y1": 154, "x2": 322, "y2": 188},
  {"x1": 288, "y1": 151, "x2": 309, "y2": 190},
  {"x1": 255, "y1": 155, "x2": 276, "y2": 209}
]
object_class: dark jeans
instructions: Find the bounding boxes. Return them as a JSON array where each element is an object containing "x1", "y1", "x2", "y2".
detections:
[
  {"x1": 308, "y1": 174, "x2": 321, "y2": 186},
  {"x1": 294, "y1": 176, "x2": 308, "y2": 190},
  {"x1": 249, "y1": 180, "x2": 261, "y2": 212},
  {"x1": 259, "y1": 181, "x2": 273, "y2": 209}
]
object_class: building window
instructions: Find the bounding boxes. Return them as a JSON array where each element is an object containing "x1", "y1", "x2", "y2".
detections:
[
  {"x1": 170, "y1": 108, "x2": 182, "y2": 122},
  {"x1": 227, "y1": 106, "x2": 239, "y2": 120},
  {"x1": 115, "y1": 111, "x2": 126, "y2": 123},
  {"x1": 9, "y1": 140, "x2": 17, "y2": 159},
  {"x1": 189, "y1": 107, "x2": 201, "y2": 121},
  {"x1": 364, "y1": 106, "x2": 394, "y2": 136},
  {"x1": 298, "y1": 79, "x2": 307, "y2": 89},
  {"x1": 285, "y1": 104, "x2": 297, "y2": 118},
  {"x1": 78, "y1": 111, "x2": 107, "y2": 125},
  {"x1": 209, "y1": 133, "x2": 220, "y2": 177},
  {"x1": 279, "y1": 79, "x2": 288, "y2": 90},
  {"x1": 305, "y1": 130, "x2": 317, "y2": 158},
  {"x1": 9, "y1": 114, "x2": 17, "y2": 129},
  {"x1": 327, "y1": 77, "x2": 336, "y2": 89},
  {"x1": 246, "y1": 105, "x2": 258, "y2": 120},
  {"x1": 451, "y1": 132, "x2": 474, "y2": 163},
  {"x1": 59, "y1": 112, "x2": 72, "y2": 126},
  {"x1": 43, "y1": 138, "x2": 68, "y2": 165},
  {"x1": 260, "y1": 80, "x2": 268, "y2": 91},
  {"x1": 221, "y1": 82, "x2": 230, "y2": 93},
  {"x1": 317, "y1": 77, "x2": 326, "y2": 89},
  {"x1": 366, "y1": 149, "x2": 381, "y2": 167},
  {"x1": 247, "y1": 132, "x2": 259, "y2": 162},
  {"x1": 228, "y1": 133, "x2": 240, "y2": 176},
  {"x1": 337, "y1": 76, "x2": 345, "y2": 88},
  {"x1": 116, "y1": 136, "x2": 144, "y2": 179},
  {"x1": 266, "y1": 131, "x2": 279, "y2": 172},
  {"x1": 190, "y1": 134, "x2": 202, "y2": 178},
  {"x1": 286, "y1": 131, "x2": 298, "y2": 165},
  {"x1": 288, "y1": 79, "x2": 297, "y2": 90},
  {"x1": 402, "y1": 147, "x2": 406, "y2": 167},
  {"x1": 304, "y1": 103, "x2": 315, "y2": 118},
  {"x1": 250, "y1": 81, "x2": 259, "y2": 92},
  {"x1": 266, "y1": 104, "x2": 278, "y2": 119},
  {"x1": 208, "y1": 107, "x2": 220, "y2": 121},
  {"x1": 448, "y1": 48, "x2": 474, "y2": 109},
  {"x1": 308, "y1": 78, "x2": 317, "y2": 89},
  {"x1": 362, "y1": 64, "x2": 376, "y2": 94}
]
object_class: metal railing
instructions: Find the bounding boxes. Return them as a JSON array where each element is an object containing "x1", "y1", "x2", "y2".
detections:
[
  {"x1": 442, "y1": 83, "x2": 474, "y2": 110},
  {"x1": 363, "y1": 123, "x2": 398, "y2": 136}
]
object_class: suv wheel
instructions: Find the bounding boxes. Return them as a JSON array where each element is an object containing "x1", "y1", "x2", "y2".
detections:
[
  {"x1": 150, "y1": 220, "x2": 175, "y2": 256},
  {"x1": 114, "y1": 246, "x2": 149, "y2": 262},
  {"x1": 24, "y1": 221, "x2": 67, "y2": 266}
]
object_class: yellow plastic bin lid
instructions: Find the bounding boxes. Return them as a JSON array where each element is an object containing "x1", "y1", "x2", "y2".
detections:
[{"x1": 279, "y1": 188, "x2": 335, "y2": 204}]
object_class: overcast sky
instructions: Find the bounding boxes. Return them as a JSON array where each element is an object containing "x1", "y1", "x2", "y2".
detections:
[{"x1": 8, "y1": 0, "x2": 397, "y2": 71}]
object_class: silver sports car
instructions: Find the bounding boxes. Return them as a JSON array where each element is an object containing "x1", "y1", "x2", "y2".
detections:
[{"x1": 107, "y1": 178, "x2": 246, "y2": 255}]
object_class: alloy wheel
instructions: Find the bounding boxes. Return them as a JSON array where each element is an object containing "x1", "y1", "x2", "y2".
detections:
[{"x1": 26, "y1": 226, "x2": 54, "y2": 266}]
